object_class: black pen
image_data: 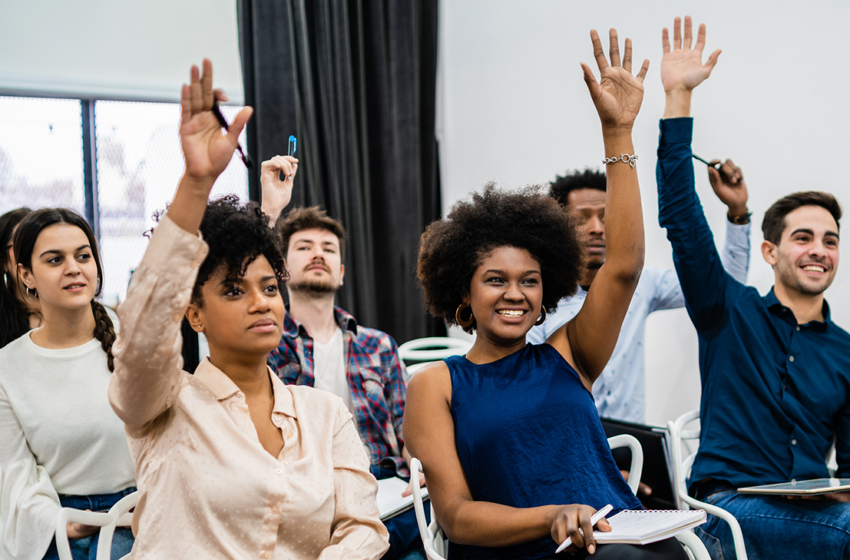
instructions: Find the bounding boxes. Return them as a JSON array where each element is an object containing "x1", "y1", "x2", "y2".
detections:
[
  {"x1": 211, "y1": 99, "x2": 253, "y2": 168},
  {"x1": 692, "y1": 153, "x2": 727, "y2": 180}
]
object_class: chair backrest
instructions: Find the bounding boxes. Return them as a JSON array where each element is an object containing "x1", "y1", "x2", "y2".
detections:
[
  {"x1": 666, "y1": 410, "x2": 749, "y2": 560},
  {"x1": 398, "y1": 337, "x2": 472, "y2": 363},
  {"x1": 54, "y1": 491, "x2": 139, "y2": 560}
]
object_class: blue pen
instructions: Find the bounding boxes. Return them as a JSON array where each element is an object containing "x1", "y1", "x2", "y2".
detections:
[{"x1": 288, "y1": 135, "x2": 297, "y2": 157}]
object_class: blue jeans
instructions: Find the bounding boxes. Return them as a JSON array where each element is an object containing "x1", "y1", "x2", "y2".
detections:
[
  {"x1": 373, "y1": 465, "x2": 430, "y2": 560},
  {"x1": 695, "y1": 489, "x2": 850, "y2": 560},
  {"x1": 43, "y1": 487, "x2": 136, "y2": 560}
]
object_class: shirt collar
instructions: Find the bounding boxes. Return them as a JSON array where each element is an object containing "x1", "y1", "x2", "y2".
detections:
[
  {"x1": 282, "y1": 305, "x2": 359, "y2": 338},
  {"x1": 763, "y1": 287, "x2": 830, "y2": 331},
  {"x1": 194, "y1": 358, "x2": 298, "y2": 417}
]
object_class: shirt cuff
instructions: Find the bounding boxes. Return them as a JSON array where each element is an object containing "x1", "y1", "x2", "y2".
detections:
[{"x1": 658, "y1": 117, "x2": 693, "y2": 145}]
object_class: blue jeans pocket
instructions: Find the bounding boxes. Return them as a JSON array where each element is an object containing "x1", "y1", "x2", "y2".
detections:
[{"x1": 694, "y1": 526, "x2": 724, "y2": 560}]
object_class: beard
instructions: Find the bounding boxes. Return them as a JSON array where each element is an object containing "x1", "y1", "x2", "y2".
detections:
[
  {"x1": 288, "y1": 275, "x2": 339, "y2": 297},
  {"x1": 776, "y1": 257, "x2": 833, "y2": 296}
]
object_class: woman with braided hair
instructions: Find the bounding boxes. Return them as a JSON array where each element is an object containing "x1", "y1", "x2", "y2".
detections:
[{"x1": 0, "y1": 208, "x2": 136, "y2": 560}]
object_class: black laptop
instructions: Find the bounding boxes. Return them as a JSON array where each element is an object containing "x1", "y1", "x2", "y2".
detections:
[{"x1": 601, "y1": 417, "x2": 678, "y2": 510}]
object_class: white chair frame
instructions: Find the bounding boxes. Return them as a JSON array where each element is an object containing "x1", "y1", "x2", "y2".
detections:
[
  {"x1": 55, "y1": 491, "x2": 138, "y2": 560},
  {"x1": 398, "y1": 337, "x2": 472, "y2": 363},
  {"x1": 410, "y1": 434, "x2": 709, "y2": 560},
  {"x1": 667, "y1": 409, "x2": 748, "y2": 560}
]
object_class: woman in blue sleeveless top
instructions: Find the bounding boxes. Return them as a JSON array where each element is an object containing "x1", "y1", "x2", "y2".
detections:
[{"x1": 404, "y1": 28, "x2": 687, "y2": 560}]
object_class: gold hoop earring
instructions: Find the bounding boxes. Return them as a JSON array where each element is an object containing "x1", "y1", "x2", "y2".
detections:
[
  {"x1": 455, "y1": 302, "x2": 474, "y2": 328},
  {"x1": 535, "y1": 307, "x2": 547, "y2": 326}
]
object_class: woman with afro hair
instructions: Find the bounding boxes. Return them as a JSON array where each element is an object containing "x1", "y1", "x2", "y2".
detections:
[
  {"x1": 107, "y1": 60, "x2": 389, "y2": 558},
  {"x1": 404, "y1": 29, "x2": 688, "y2": 560}
]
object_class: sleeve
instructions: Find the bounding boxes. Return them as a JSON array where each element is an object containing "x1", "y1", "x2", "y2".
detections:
[
  {"x1": 656, "y1": 118, "x2": 745, "y2": 335},
  {"x1": 719, "y1": 221, "x2": 751, "y2": 285},
  {"x1": 319, "y1": 406, "x2": 390, "y2": 560},
  {"x1": 526, "y1": 324, "x2": 546, "y2": 345},
  {"x1": 381, "y1": 335, "x2": 407, "y2": 449},
  {"x1": 0, "y1": 384, "x2": 61, "y2": 560},
  {"x1": 108, "y1": 215, "x2": 208, "y2": 435},
  {"x1": 833, "y1": 402, "x2": 850, "y2": 478},
  {"x1": 646, "y1": 268, "x2": 685, "y2": 312}
]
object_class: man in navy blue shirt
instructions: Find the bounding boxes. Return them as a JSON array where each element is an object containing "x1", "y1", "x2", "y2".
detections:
[{"x1": 656, "y1": 16, "x2": 850, "y2": 559}]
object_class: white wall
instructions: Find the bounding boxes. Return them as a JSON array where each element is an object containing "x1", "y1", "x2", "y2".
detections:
[
  {"x1": 0, "y1": 0, "x2": 244, "y2": 103},
  {"x1": 437, "y1": 0, "x2": 850, "y2": 426}
]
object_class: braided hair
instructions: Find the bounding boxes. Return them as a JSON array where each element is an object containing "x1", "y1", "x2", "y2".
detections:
[
  {"x1": 14, "y1": 208, "x2": 116, "y2": 371},
  {"x1": 0, "y1": 207, "x2": 33, "y2": 348}
]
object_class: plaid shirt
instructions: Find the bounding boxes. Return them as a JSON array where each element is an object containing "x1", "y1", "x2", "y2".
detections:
[{"x1": 268, "y1": 307, "x2": 409, "y2": 477}]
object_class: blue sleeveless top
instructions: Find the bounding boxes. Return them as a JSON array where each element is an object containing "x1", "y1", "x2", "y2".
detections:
[{"x1": 446, "y1": 343, "x2": 641, "y2": 560}]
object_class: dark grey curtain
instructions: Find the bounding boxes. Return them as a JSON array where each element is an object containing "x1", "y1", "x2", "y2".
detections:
[{"x1": 237, "y1": 0, "x2": 444, "y2": 343}]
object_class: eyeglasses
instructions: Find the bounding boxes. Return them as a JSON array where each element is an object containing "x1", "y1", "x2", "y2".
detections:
[{"x1": 211, "y1": 99, "x2": 253, "y2": 169}]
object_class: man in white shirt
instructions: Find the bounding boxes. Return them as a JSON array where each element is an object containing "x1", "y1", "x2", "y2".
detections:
[{"x1": 527, "y1": 166, "x2": 751, "y2": 423}]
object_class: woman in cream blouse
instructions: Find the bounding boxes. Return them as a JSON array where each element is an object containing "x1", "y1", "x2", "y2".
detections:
[{"x1": 107, "y1": 60, "x2": 389, "y2": 559}]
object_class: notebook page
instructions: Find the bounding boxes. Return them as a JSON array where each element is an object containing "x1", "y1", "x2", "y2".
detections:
[{"x1": 594, "y1": 510, "x2": 706, "y2": 544}]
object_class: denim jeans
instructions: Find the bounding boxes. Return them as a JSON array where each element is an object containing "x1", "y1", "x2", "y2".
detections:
[
  {"x1": 42, "y1": 487, "x2": 136, "y2": 560},
  {"x1": 695, "y1": 489, "x2": 850, "y2": 560},
  {"x1": 373, "y1": 465, "x2": 430, "y2": 560}
]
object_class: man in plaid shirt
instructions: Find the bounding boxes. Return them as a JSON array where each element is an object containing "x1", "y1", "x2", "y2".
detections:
[{"x1": 267, "y1": 204, "x2": 423, "y2": 560}]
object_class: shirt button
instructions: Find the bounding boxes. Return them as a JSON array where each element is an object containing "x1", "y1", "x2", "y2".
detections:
[
  {"x1": 791, "y1": 439, "x2": 797, "y2": 446},
  {"x1": 172, "y1": 313, "x2": 181, "y2": 322},
  {"x1": 782, "y1": 383, "x2": 786, "y2": 391},
  {"x1": 263, "y1": 552, "x2": 271, "y2": 559},
  {"x1": 789, "y1": 355, "x2": 795, "y2": 362},
  {"x1": 272, "y1": 506, "x2": 279, "y2": 514},
  {"x1": 275, "y1": 468, "x2": 283, "y2": 474},
  {"x1": 796, "y1": 326, "x2": 801, "y2": 331}
]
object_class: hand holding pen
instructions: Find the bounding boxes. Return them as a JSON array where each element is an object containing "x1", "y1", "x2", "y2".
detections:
[
  {"x1": 259, "y1": 136, "x2": 299, "y2": 225},
  {"x1": 693, "y1": 154, "x2": 749, "y2": 220},
  {"x1": 553, "y1": 503, "x2": 613, "y2": 555}
]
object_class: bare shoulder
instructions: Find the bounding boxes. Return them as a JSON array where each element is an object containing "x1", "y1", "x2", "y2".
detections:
[{"x1": 407, "y1": 360, "x2": 452, "y2": 402}]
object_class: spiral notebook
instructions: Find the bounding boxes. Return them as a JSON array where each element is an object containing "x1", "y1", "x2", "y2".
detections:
[
  {"x1": 376, "y1": 477, "x2": 429, "y2": 521},
  {"x1": 592, "y1": 509, "x2": 707, "y2": 545}
]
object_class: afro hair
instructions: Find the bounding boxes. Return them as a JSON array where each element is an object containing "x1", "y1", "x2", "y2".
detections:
[
  {"x1": 192, "y1": 195, "x2": 288, "y2": 305},
  {"x1": 417, "y1": 183, "x2": 584, "y2": 332},
  {"x1": 549, "y1": 168, "x2": 606, "y2": 207}
]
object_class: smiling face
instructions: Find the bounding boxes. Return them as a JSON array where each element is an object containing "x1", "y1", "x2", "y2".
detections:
[
  {"x1": 567, "y1": 188, "x2": 606, "y2": 270},
  {"x1": 762, "y1": 205, "x2": 840, "y2": 297},
  {"x1": 467, "y1": 246, "x2": 543, "y2": 343},
  {"x1": 18, "y1": 223, "x2": 98, "y2": 311},
  {"x1": 285, "y1": 228, "x2": 344, "y2": 296},
  {"x1": 188, "y1": 255, "x2": 285, "y2": 359}
]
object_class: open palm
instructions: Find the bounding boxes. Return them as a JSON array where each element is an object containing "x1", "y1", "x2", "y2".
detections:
[
  {"x1": 179, "y1": 60, "x2": 252, "y2": 184},
  {"x1": 660, "y1": 16, "x2": 721, "y2": 93},
  {"x1": 582, "y1": 29, "x2": 649, "y2": 130}
]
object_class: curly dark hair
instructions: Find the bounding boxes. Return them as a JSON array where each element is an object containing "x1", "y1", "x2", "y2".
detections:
[
  {"x1": 549, "y1": 168, "x2": 606, "y2": 207},
  {"x1": 191, "y1": 195, "x2": 288, "y2": 305},
  {"x1": 417, "y1": 183, "x2": 583, "y2": 332}
]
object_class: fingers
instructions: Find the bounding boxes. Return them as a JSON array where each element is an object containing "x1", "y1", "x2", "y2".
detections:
[
  {"x1": 707, "y1": 166, "x2": 720, "y2": 187},
  {"x1": 705, "y1": 49, "x2": 722, "y2": 73},
  {"x1": 180, "y1": 84, "x2": 192, "y2": 127},
  {"x1": 580, "y1": 62, "x2": 601, "y2": 100},
  {"x1": 662, "y1": 27, "x2": 670, "y2": 54},
  {"x1": 720, "y1": 159, "x2": 741, "y2": 183},
  {"x1": 673, "y1": 16, "x2": 682, "y2": 50},
  {"x1": 597, "y1": 518, "x2": 612, "y2": 532},
  {"x1": 635, "y1": 59, "x2": 649, "y2": 82},
  {"x1": 683, "y1": 15, "x2": 693, "y2": 49},
  {"x1": 213, "y1": 88, "x2": 229, "y2": 103},
  {"x1": 201, "y1": 58, "x2": 214, "y2": 110},
  {"x1": 695, "y1": 22, "x2": 707, "y2": 52},
  {"x1": 609, "y1": 29, "x2": 621, "y2": 67},
  {"x1": 639, "y1": 481, "x2": 653, "y2": 496},
  {"x1": 623, "y1": 38, "x2": 632, "y2": 72},
  {"x1": 190, "y1": 64, "x2": 203, "y2": 114},
  {"x1": 226, "y1": 106, "x2": 254, "y2": 144},
  {"x1": 579, "y1": 510, "x2": 596, "y2": 554},
  {"x1": 590, "y1": 29, "x2": 609, "y2": 72}
]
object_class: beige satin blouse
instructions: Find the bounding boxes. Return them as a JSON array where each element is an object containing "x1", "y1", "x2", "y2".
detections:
[{"x1": 108, "y1": 215, "x2": 389, "y2": 559}]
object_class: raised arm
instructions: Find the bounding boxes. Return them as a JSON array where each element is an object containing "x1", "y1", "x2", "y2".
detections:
[
  {"x1": 550, "y1": 29, "x2": 648, "y2": 383},
  {"x1": 109, "y1": 60, "x2": 251, "y2": 433},
  {"x1": 655, "y1": 17, "x2": 747, "y2": 335},
  {"x1": 259, "y1": 155, "x2": 299, "y2": 227}
]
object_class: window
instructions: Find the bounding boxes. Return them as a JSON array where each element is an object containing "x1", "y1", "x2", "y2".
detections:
[{"x1": 0, "y1": 95, "x2": 249, "y2": 304}]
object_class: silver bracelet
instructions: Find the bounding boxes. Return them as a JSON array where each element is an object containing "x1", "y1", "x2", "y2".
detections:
[{"x1": 602, "y1": 153, "x2": 638, "y2": 168}]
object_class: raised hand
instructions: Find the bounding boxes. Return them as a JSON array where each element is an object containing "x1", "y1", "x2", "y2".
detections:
[
  {"x1": 260, "y1": 155, "x2": 299, "y2": 225},
  {"x1": 661, "y1": 16, "x2": 721, "y2": 94},
  {"x1": 707, "y1": 158, "x2": 749, "y2": 217},
  {"x1": 581, "y1": 29, "x2": 649, "y2": 131},
  {"x1": 179, "y1": 59, "x2": 253, "y2": 186}
]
